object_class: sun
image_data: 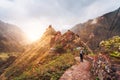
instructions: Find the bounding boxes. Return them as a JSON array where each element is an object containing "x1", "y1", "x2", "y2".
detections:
[
  {"x1": 21, "y1": 20, "x2": 45, "y2": 42},
  {"x1": 25, "y1": 27, "x2": 45, "y2": 42},
  {"x1": 27, "y1": 33, "x2": 41, "y2": 42}
]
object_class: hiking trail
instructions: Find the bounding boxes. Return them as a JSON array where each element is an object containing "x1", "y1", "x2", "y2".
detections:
[{"x1": 59, "y1": 57, "x2": 92, "y2": 80}]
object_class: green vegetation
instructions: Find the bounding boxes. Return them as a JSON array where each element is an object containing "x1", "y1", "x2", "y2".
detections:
[
  {"x1": 54, "y1": 44, "x2": 64, "y2": 53},
  {"x1": 14, "y1": 53, "x2": 75, "y2": 80},
  {"x1": 0, "y1": 52, "x2": 19, "y2": 61},
  {"x1": 100, "y1": 36, "x2": 120, "y2": 58},
  {"x1": 0, "y1": 53, "x2": 9, "y2": 61},
  {"x1": 0, "y1": 52, "x2": 18, "y2": 75},
  {"x1": 110, "y1": 51, "x2": 120, "y2": 58}
]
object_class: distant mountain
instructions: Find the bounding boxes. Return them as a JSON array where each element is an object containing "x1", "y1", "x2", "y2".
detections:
[
  {"x1": 71, "y1": 8, "x2": 120, "y2": 50},
  {"x1": 0, "y1": 20, "x2": 28, "y2": 52}
]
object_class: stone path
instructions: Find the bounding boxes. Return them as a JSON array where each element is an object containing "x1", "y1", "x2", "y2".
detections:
[{"x1": 59, "y1": 57, "x2": 92, "y2": 80}]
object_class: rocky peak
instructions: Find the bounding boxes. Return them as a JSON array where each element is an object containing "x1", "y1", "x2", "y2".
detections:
[
  {"x1": 43, "y1": 25, "x2": 56, "y2": 36},
  {"x1": 50, "y1": 30, "x2": 85, "y2": 53}
]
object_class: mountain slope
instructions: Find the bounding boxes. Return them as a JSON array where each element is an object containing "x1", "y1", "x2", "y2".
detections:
[
  {"x1": 0, "y1": 26, "x2": 88, "y2": 80},
  {"x1": 0, "y1": 26, "x2": 57, "y2": 79},
  {"x1": 71, "y1": 8, "x2": 120, "y2": 50},
  {"x1": 0, "y1": 20, "x2": 28, "y2": 52}
]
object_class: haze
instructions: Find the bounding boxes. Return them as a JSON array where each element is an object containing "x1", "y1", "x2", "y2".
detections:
[{"x1": 0, "y1": 0, "x2": 120, "y2": 42}]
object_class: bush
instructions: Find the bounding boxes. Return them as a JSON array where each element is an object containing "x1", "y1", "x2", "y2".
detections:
[
  {"x1": 110, "y1": 51, "x2": 120, "y2": 58},
  {"x1": 55, "y1": 44, "x2": 64, "y2": 53},
  {"x1": 99, "y1": 36, "x2": 120, "y2": 57}
]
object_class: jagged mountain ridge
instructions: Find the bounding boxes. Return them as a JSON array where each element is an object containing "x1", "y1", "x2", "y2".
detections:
[
  {"x1": 0, "y1": 26, "x2": 86, "y2": 80},
  {"x1": 71, "y1": 8, "x2": 120, "y2": 50},
  {"x1": 0, "y1": 20, "x2": 28, "y2": 52},
  {"x1": 50, "y1": 30, "x2": 84, "y2": 53}
]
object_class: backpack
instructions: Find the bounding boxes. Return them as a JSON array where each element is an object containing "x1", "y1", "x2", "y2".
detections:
[{"x1": 80, "y1": 50, "x2": 84, "y2": 55}]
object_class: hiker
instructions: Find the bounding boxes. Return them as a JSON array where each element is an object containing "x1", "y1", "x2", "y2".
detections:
[{"x1": 80, "y1": 48, "x2": 84, "y2": 62}]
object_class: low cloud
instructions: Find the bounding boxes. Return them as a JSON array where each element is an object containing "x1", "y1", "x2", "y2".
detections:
[{"x1": 0, "y1": 0, "x2": 120, "y2": 40}]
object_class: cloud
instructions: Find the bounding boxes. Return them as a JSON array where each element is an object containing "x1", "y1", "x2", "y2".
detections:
[
  {"x1": 0, "y1": 0, "x2": 119, "y2": 25},
  {"x1": 81, "y1": 0, "x2": 120, "y2": 20},
  {"x1": 0, "y1": 0, "x2": 120, "y2": 41}
]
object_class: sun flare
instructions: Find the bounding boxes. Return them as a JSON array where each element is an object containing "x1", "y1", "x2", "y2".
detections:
[{"x1": 27, "y1": 34, "x2": 41, "y2": 42}]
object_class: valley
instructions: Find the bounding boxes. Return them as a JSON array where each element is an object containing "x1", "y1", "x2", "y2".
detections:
[{"x1": 0, "y1": 8, "x2": 120, "y2": 80}]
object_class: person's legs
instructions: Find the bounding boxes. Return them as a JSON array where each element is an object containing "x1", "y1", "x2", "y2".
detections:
[
  {"x1": 80, "y1": 54, "x2": 81, "y2": 62},
  {"x1": 80, "y1": 54, "x2": 83, "y2": 62},
  {"x1": 81, "y1": 56, "x2": 83, "y2": 62},
  {"x1": 81, "y1": 55, "x2": 83, "y2": 62}
]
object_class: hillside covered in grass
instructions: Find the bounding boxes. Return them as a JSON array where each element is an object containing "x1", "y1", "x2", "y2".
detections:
[{"x1": 0, "y1": 26, "x2": 86, "y2": 80}]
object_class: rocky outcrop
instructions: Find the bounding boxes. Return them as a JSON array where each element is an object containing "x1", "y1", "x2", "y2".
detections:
[
  {"x1": 50, "y1": 30, "x2": 89, "y2": 53},
  {"x1": 91, "y1": 54, "x2": 119, "y2": 80}
]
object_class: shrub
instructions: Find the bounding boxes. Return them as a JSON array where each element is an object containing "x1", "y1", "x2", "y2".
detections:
[
  {"x1": 99, "y1": 36, "x2": 120, "y2": 58},
  {"x1": 55, "y1": 44, "x2": 64, "y2": 53}
]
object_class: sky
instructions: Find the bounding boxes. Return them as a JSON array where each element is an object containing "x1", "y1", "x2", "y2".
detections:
[{"x1": 0, "y1": 0, "x2": 120, "y2": 42}]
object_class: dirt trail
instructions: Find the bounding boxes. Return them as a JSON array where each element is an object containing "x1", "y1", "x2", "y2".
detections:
[{"x1": 59, "y1": 57, "x2": 92, "y2": 80}]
